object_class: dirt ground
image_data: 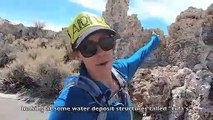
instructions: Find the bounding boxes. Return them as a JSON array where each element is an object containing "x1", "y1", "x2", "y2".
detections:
[{"x1": 0, "y1": 93, "x2": 51, "y2": 120}]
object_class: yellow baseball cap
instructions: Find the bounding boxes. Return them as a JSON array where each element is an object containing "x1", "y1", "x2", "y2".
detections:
[{"x1": 67, "y1": 12, "x2": 117, "y2": 49}]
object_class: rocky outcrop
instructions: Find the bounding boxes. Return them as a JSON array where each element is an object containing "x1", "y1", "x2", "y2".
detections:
[
  {"x1": 166, "y1": 5, "x2": 213, "y2": 70},
  {"x1": 103, "y1": 0, "x2": 165, "y2": 65},
  {"x1": 103, "y1": 0, "x2": 131, "y2": 59},
  {"x1": 0, "y1": 18, "x2": 25, "y2": 39},
  {"x1": 130, "y1": 66, "x2": 213, "y2": 120},
  {"x1": 201, "y1": 4, "x2": 213, "y2": 46},
  {"x1": 207, "y1": 4, "x2": 213, "y2": 15},
  {"x1": 0, "y1": 18, "x2": 56, "y2": 40},
  {"x1": 103, "y1": 0, "x2": 129, "y2": 33},
  {"x1": 103, "y1": 1, "x2": 212, "y2": 120}
]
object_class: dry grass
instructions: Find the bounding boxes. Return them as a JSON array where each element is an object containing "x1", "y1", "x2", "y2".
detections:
[
  {"x1": 0, "y1": 24, "x2": 81, "y2": 100},
  {"x1": 0, "y1": 35, "x2": 78, "y2": 99},
  {"x1": 0, "y1": 46, "x2": 72, "y2": 97},
  {"x1": 0, "y1": 41, "x2": 16, "y2": 67}
]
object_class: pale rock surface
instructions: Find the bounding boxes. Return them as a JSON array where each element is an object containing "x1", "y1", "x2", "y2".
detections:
[
  {"x1": 130, "y1": 66, "x2": 213, "y2": 120},
  {"x1": 167, "y1": 5, "x2": 213, "y2": 69}
]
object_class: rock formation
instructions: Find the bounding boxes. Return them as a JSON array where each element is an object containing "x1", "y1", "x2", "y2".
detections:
[
  {"x1": 103, "y1": 0, "x2": 129, "y2": 33},
  {"x1": 130, "y1": 66, "x2": 213, "y2": 120},
  {"x1": 0, "y1": 18, "x2": 56, "y2": 40},
  {"x1": 166, "y1": 5, "x2": 213, "y2": 70},
  {"x1": 103, "y1": 0, "x2": 213, "y2": 119},
  {"x1": 103, "y1": 0, "x2": 165, "y2": 66}
]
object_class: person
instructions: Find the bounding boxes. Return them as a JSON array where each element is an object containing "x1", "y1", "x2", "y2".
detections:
[{"x1": 48, "y1": 12, "x2": 160, "y2": 120}]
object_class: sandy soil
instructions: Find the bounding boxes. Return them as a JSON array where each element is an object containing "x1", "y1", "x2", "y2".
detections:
[{"x1": 0, "y1": 93, "x2": 51, "y2": 120}]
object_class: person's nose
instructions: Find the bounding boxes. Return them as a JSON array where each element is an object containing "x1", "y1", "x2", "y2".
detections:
[{"x1": 95, "y1": 46, "x2": 105, "y2": 57}]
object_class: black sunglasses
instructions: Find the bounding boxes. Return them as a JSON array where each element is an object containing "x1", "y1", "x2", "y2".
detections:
[{"x1": 77, "y1": 36, "x2": 116, "y2": 58}]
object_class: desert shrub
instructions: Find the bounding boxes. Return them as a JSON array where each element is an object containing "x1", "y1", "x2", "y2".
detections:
[
  {"x1": 4, "y1": 34, "x2": 16, "y2": 44},
  {"x1": 32, "y1": 60, "x2": 67, "y2": 98},
  {"x1": 11, "y1": 38, "x2": 49, "y2": 51},
  {"x1": 0, "y1": 64, "x2": 38, "y2": 93},
  {"x1": 0, "y1": 46, "x2": 71, "y2": 97},
  {"x1": 34, "y1": 21, "x2": 46, "y2": 29},
  {"x1": 0, "y1": 42, "x2": 16, "y2": 67},
  {"x1": 54, "y1": 30, "x2": 74, "y2": 62},
  {"x1": 0, "y1": 31, "x2": 79, "y2": 98},
  {"x1": 0, "y1": 52, "x2": 9, "y2": 68}
]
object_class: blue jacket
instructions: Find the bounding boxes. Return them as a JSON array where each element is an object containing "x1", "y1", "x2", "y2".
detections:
[{"x1": 48, "y1": 35, "x2": 160, "y2": 120}]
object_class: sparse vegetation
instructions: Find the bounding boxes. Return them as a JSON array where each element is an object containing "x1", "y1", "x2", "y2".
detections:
[
  {"x1": 0, "y1": 22, "x2": 78, "y2": 99},
  {"x1": 34, "y1": 21, "x2": 46, "y2": 29}
]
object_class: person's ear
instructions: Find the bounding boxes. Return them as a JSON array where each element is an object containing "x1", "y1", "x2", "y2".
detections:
[{"x1": 73, "y1": 51, "x2": 82, "y2": 61}]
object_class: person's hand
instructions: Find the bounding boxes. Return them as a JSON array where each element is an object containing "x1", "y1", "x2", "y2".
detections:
[{"x1": 152, "y1": 31, "x2": 160, "y2": 37}]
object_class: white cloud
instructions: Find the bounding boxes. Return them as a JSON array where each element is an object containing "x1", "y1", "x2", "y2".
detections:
[
  {"x1": 129, "y1": 0, "x2": 213, "y2": 24},
  {"x1": 69, "y1": 0, "x2": 107, "y2": 12},
  {"x1": 44, "y1": 23, "x2": 67, "y2": 32},
  {"x1": 68, "y1": 0, "x2": 212, "y2": 25},
  {"x1": 9, "y1": 20, "x2": 65, "y2": 32}
]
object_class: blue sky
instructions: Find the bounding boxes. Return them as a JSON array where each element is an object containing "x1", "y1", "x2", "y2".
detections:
[{"x1": 0, "y1": 0, "x2": 212, "y2": 35}]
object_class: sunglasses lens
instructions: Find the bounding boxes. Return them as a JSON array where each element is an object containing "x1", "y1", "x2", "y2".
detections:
[
  {"x1": 100, "y1": 37, "x2": 115, "y2": 51},
  {"x1": 79, "y1": 42, "x2": 97, "y2": 58},
  {"x1": 78, "y1": 36, "x2": 115, "y2": 58}
]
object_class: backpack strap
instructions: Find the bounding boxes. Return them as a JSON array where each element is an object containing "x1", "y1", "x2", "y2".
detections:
[
  {"x1": 111, "y1": 67, "x2": 127, "y2": 88},
  {"x1": 66, "y1": 67, "x2": 131, "y2": 120},
  {"x1": 111, "y1": 67, "x2": 133, "y2": 120},
  {"x1": 78, "y1": 76, "x2": 107, "y2": 107},
  {"x1": 66, "y1": 75, "x2": 107, "y2": 120},
  {"x1": 111, "y1": 67, "x2": 129, "y2": 105}
]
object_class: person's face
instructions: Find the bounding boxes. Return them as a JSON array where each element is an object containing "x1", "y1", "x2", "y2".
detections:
[{"x1": 76, "y1": 31, "x2": 115, "y2": 72}]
